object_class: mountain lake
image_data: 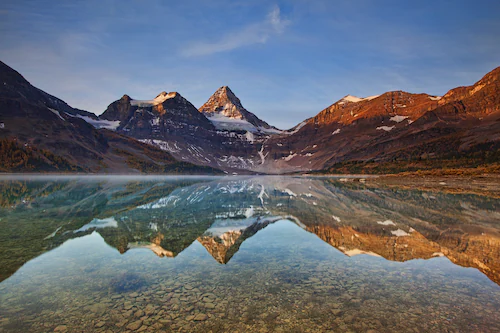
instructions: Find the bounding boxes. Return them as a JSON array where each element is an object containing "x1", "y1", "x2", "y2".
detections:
[{"x1": 0, "y1": 175, "x2": 499, "y2": 332}]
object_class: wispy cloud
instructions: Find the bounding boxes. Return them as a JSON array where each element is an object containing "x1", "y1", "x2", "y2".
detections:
[{"x1": 181, "y1": 5, "x2": 290, "y2": 57}]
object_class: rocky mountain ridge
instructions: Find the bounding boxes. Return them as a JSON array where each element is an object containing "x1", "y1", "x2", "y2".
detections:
[
  {"x1": 93, "y1": 65, "x2": 500, "y2": 174},
  {"x1": 1, "y1": 60, "x2": 499, "y2": 174}
]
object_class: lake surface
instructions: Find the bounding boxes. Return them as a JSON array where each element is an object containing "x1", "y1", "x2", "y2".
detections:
[{"x1": 0, "y1": 175, "x2": 499, "y2": 332}]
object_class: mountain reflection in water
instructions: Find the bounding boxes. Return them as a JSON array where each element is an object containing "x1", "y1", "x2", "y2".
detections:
[{"x1": 0, "y1": 176, "x2": 499, "y2": 332}]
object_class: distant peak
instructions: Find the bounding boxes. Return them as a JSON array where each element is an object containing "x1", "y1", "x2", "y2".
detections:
[
  {"x1": 155, "y1": 91, "x2": 169, "y2": 99},
  {"x1": 343, "y1": 95, "x2": 363, "y2": 103},
  {"x1": 215, "y1": 86, "x2": 234, "y2": 96},
  {"x1": 338, "y1": 94, "x2": 380, "y2": 104},
  {"x1": 212, "y1": 86, "x2": 240, "y2": 104},
  {"x1": 129, "y1": 92, "x2": 177, "y2": 107},
  {"x1": 200, "y1": 86, "x2": 246, "y2": 119}
]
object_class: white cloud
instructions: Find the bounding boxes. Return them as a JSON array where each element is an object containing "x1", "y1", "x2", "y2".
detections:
[{"x1": 181, "y1": 5, "x2": 290, "y2": 57}]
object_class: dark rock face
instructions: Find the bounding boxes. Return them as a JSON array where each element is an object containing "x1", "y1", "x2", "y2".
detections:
[
  {"x1": 0, "y1": 60, "x2": 97, "y2": 119},
  {"x1": 101, "y1": 92, "x2": 215, "y2": 134},
  {"x1": 99, "y1": 94, "x2": 133, "y2": 123}
]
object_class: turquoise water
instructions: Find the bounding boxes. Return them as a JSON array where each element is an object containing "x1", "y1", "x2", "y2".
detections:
[{"x1": 0, "y1": 176, "x2": 499, "y2": 332}]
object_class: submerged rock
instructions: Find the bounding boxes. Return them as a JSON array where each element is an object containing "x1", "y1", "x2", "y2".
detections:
[
  {"x1": 193, "y1": 313, "x2": 208, "y2": 321},
  {"x1": 126, "y1": 320, "x2": 143, "y2": 331}
]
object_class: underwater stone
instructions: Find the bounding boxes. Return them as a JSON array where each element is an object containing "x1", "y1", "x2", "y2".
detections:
[{"x1": 126, "y1": 320, "x2": 142, "y2": 331}]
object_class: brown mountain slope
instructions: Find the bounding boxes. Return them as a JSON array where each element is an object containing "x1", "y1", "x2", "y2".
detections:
[{"x1": 255, "y1": 66, "x2": 500, "y2": 174}]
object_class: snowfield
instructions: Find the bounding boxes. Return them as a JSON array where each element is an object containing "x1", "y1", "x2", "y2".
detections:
[
  {"x1": 389, "y1": 115, "x2": 409, "y2": 123},
  {"x1": 130, "y1": 92, "x2": 176, "y2": 107},
  {"x1": 376, "y1": 125, "x2": 395, "y2": 132}
]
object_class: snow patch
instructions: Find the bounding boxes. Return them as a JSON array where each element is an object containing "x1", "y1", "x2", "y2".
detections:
[
  {"x1": 44, "y1": 226, "x2": 62, "y2": 239},
  {"x1": 282, "y1": 152, "x2": 297, "y2": 161},
  {"x1": 48, "y1": 108, "x2": 65, "y2": 121},
  {"x1": 128, "y1": 242, "x2": 174, "y2": 258},
  {"x1": 377, "y1": 220, "x2": 396, "y2": 226},
  {"x1": 344, "y1": 249, "x2": 381, "y2": 257},
  {"x1": 140, "y1": 139, "x2": 182, "y2": 153},
  {"x1": 340, "y1": 94, "x2": 380, "y2": 104},
  {"x1": 391, "y1": 229, "x2": 410, "y2": 237},
  {"x1": 258, "y1": 185, "x2": 267, "y2": 205},
  {"x1": 75, "y1": 217, "x2": 118, "y2": 233},
  {"x1": 342, "y1": 95, "x2": 364, "y2": 103},
  {"x1": 244, "y1": 206, "x2": 255, "y2": 218},
  {"x1": 245, "y1": 131, "x2": 255, "y2": 143},
  {"x1": 258, "y1": 126, "x2": 284, "y2": 134},
  {"x1": 74, "y1": 115, "x2": 121, "y2": 130},
  {"x1": 283, "y1": 189, "x2": 297, "y2": 197},
  {"x1": 332, "y1": 128, "x2": 341, "y2": 135},
  {"x1": 130, "y1": 92, "x2": 176, "y2": 107},
  {"x1": 389, "y1": 115, "x2": 409, "y2": 123},
  {"x1": 258, "y1": 145, "x2": 268, "y2": 165},
  {"x1": 332, "y1": 215, "x2": 341, "y2": 222},
  {"x1": 151, "y1": 117, "x2": 161, "y2": 126},
  {"x1": 364, "y1": 95, "x2": 380, "y2": 101},
  {"x1": 208, "y1": 113, "x2": 258, "y2": 132},
  {"x1": 287, "y1": 121, "x2": 307, "y2": 135},
  {"x1": 429, "y1": 96, "x2": 442, "y2": 101},
  {"x1": 376, "y1": 125, "x2": 395, "y2": 132}
]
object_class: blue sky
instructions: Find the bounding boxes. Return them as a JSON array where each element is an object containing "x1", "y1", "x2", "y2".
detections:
[{"x1": 1, "y1": 0, "x2": 499, "y2": 129}]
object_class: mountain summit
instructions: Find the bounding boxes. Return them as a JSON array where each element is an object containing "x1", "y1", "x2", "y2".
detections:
[{"x1": 199, "y1": 86, "x2": 280, "y2": 133}]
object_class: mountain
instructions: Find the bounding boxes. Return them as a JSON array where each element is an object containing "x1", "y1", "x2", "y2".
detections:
[
  {"x1": 100, "y1": 91, "x2": 215, "y2": 132},
  {"x1": 256, "y1": 66, "x2": 500, "y2": 174},
  {"x1": 114, "y1": 66, "x2": 498, "y2": 175},
  {"x1": 199, "y1": 86, "x2": 281, "y2": 134},
  {"x1": 98, "y1": 87, "x2": 280, "y2": 172},
  {"x1": 0, "y1": 61, "x2": 220, "y2": 174},
  {"x1": 0, "y1": 61, "x2": 97, "y2": 120},
  {"x1": 2, "y1": 59, "x2": 499, "y2": 175}
]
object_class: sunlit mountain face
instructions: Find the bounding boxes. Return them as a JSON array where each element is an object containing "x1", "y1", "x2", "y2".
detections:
[{"x1": 1, "y1": 176, "x2": 499, "y2": 332}]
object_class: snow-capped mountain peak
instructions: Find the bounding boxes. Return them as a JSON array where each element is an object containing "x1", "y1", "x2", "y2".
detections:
[
  {"x1": 199, "y1": 86, "x2": 280, "y2": 133},
  {"x1": 200, "y1": 86, "x2": 246, "y2": 119},
  {"x1": 338, "y1": 94, "x2": 380, "y2": 105},
  {"x1": 130, "y1": 91, "x2": 177, "y2": 107}
]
